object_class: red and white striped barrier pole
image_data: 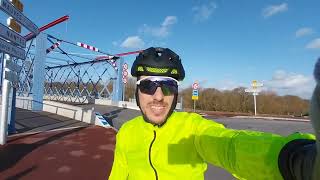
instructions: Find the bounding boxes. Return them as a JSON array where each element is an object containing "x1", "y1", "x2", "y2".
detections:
[
  {"x1": 76, "y1": 42, "x2": 99, "y2": 52},
  {"x1": 46, "y1": 40, "x2": 62, "y2": 54}
]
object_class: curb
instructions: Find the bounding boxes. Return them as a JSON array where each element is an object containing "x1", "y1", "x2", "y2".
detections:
[{"x1": 232, "y1": 116, "x2": 310, "y2": 122}]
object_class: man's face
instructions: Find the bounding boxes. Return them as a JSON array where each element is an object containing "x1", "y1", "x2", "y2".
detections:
[{"x1": 138, "y1": 76, "x2": 175, "y2": 124}]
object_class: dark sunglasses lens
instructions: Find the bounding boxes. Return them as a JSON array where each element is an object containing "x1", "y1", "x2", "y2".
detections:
[
  {"x1": 138, "y1": 80, "x2": 157, "y2": 95},
  {"x1": 161, "y1": 85, "x2": 177, "y2": 95},
  {"x1": 138, "y1": 79, "x2": 178, "y2": 96},
  {"x1": 161, "y1": 81, "x2": 178, "y2": 95}
]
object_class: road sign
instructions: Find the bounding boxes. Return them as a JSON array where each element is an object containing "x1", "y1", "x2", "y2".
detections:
[
  {"x1": 7, "y1": 17, "x2": 20, "y2": 33},
  {"x1": 123, "y1": 63, "x2": 128, "y2": 70},
  {"x1": 5, "y1": 59, "x2": 21, "y2": 72},
  {"x1": 122, "y1": 64, "x2": 128, "y2": 84},
  {"x1": 0, "y1": 0, "x2": 39, "y2": 34},
  {"x1": 122, "y1": 70, "x2": 128, "y2": 77},
  {"x1": 122, "y1": 77, "x2": 127, "y2": 84},
  {"x1": 192, "y1": 82, "x2": 199, "y2": 90},
  {"x1": 245, "y1": 88, "x2": 261, "y2": 93},
  {"x1": 192, "y1": 89, "x2": 199, "y2": 100},
  {"x1": 192, "y1": 89, "x2": 199, "y2": 96},
  {"x1": 252, "y1": 83, "x2": 263, "y2": 87},
  {"x1": 10, "y1": 0, "x2": 23, "y2": 12},
  {"x1": 4, "y1": 70, "x2": 18, "y2": 82},
  {"x1": 192, "y1": 96, "x2": 198, "y2": 100},
  {"x1": 251, "y1": 80, "x2": 263, "y2": 87},
  {"x1": 0, "y1": 22, "x2": 25, "y2": 47},
  {"x1": 0, "y1": 37, "x2": 25, "y2": 59}
]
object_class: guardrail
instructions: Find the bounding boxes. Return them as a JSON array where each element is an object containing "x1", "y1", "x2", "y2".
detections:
[{"x1": 15, "y1": 96, "x2": 95, "y2": 124}]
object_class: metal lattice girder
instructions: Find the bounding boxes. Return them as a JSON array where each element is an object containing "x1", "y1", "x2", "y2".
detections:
[
  {"x1": 16, "y1": 38, "x2": 36, "y2": 97},
  {"x1": 17, "y1": 34, "x2": 122, "y2": 104},
  {"x1": 44, "y1": 59, "x2": 119, "y2": 103}
]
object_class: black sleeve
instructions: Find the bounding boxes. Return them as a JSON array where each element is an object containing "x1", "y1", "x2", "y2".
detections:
[{"x1": 278, "y1": 139, "x2": 317, "y2": 180}]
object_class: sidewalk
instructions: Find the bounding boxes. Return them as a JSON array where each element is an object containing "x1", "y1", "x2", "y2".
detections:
[{"x1": 0, "y1": 108, "x2": 117, "y2": 180}]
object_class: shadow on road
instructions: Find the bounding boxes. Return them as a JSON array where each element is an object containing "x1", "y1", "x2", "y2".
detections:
[{"x1": 5, "y1": 165, "x2": 38, "y2": 180}]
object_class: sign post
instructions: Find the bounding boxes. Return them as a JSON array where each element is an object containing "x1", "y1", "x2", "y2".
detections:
[
  {"x1": 0, "y1": 62, "x2": 10, "y2": 144},
  {"x1": 192, "y1": 82, "x2": 199, "y2": 112},
  {"x1": 0, "y1": 0, "x2": 39, "y2": 145},
  {"x1": 6, "y1": 55, "x2": 18, "y2": 134},
  {"x1": 245, "y1": 80, "x2": 263, "y2": 116},
  {"x1": 7, "y1": 0, "x2": 23, "y2": 135}
]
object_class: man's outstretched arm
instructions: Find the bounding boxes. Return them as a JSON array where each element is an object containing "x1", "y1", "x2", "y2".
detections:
[{"x1": 194, "y1": 120, "x2": 315, "y2": 180}]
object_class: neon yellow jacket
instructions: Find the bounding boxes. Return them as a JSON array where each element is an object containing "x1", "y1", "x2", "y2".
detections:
[{"x1": 108, "y1": 112, "x2": 314, "y2": 180}]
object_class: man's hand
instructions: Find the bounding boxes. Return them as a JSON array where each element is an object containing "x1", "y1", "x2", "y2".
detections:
[{"x1": 310, "y1": 58, "x2": 320, "y2": 179}]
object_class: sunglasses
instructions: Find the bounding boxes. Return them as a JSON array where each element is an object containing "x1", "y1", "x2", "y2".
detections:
[{"x1": 136, "y1": 76, "x2": 179, "y2": 96}]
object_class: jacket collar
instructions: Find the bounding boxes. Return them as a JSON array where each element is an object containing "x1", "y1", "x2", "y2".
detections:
[{"x1": 141, "y1": 111, "x2": 177, "y2": 132}]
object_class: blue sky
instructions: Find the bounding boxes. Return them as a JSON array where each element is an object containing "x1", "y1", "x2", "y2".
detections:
[{"x1": 3, "y1": 0, "x2": 320, "y2": 99}]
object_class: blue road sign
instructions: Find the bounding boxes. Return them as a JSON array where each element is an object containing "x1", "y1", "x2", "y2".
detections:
[{"x1": 192, "y1": 90, "x2": 198, "y2": 96}]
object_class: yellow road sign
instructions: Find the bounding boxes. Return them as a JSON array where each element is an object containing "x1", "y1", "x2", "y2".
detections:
[
  {"x1": 10, "y1": 0, "x2": 23, "y2": 12},
  {"x1": 192, "y1": 95, "x2": 198, "y2": 100},
  {"x1": 7, "y1": 17, "x2": 21, "y2": 33},
  {"x1": 8, "y1": 0, "x2": 23, "y2": 33}
]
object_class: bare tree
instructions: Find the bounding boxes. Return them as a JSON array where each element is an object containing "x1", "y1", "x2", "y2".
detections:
[{"x1": 180, "y1": 86, "x2": 309, "y2": 116}]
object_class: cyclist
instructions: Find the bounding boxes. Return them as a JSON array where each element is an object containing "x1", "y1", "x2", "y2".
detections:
[{"x1": 109, "y1": 47, "x2": 318, "y2": 180}]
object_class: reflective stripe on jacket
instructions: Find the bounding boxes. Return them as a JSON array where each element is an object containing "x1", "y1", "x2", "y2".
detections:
[{"x1": 108, "y1": 112, "x2": 315, "y2": 180}]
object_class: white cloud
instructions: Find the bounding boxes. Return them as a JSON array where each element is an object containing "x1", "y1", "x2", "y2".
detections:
[
  {"x1": 139, "y1": 16, "x2": 177, "y2": 38},
  {"x1": 162, "y1": 16, "x2": 178, "y2": 26},
  {"x1": 262, "y1": 3, "x2": 288, "y2": 18},
  {"x1": 264, "y1": 70, "x2": 315, "y2": 99},
  {"x1": 192, "y1": 2, "x2": 217, "y2": 22},
  {"x1": 295, "y1": 27, "x2": 314, "y2": 38},
  {"x1": 120, "y1": 36, "x2": 145, "y2": 49},
  {"x1": 306, "y1": 38, "x2": 320, "y2": 49}
]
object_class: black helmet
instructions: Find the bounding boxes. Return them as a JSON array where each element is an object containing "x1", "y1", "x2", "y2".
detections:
[{"x1": 131, "y1": 47, "x2": 185, "y2": 81}]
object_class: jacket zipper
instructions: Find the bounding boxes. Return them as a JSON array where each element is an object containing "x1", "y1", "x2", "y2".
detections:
[{"x1": 149, "y1": 130, "x2": 158, "y2": 180}]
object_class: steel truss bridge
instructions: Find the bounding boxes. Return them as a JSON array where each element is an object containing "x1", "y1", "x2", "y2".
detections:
[{"x1": 13, "y1": 33, "x2": 136, "y2": 104}]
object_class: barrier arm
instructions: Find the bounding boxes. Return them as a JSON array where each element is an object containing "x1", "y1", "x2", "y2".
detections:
[{"x1": 24, "y1": 15, "x2": 69, "y2": 41}]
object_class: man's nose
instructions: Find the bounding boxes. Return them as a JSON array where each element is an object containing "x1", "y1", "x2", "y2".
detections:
[{"x1": 153, "y1": 87, "x2": 164, "y2": 101}]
